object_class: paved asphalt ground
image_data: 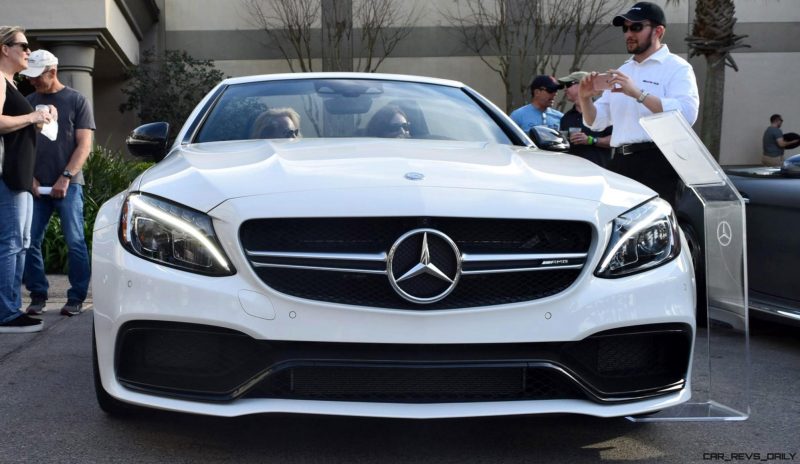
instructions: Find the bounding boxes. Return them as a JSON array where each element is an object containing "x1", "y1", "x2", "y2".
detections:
[{"x1": 1, "y1": 275, "x2": 798, "y2": 463}]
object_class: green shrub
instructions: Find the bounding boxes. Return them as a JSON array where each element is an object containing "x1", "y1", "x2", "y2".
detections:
[
  {"x1": 120, "y1": 49, "x2": 225, "y2": 142},
  {"x1": 40, "y1": 146, "x2": 153, "y2": 273}
]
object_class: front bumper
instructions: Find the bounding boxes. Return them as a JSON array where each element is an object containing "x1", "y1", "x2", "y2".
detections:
[
  {"x1": 91, "y1": 207, "x2": 696, "y2": 418},
  {"x1": 115, "y1": 320, "x2": 691, "y2": 405}
]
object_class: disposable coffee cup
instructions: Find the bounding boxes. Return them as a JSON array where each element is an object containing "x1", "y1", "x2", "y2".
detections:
[{"x1": 35, "y1": 105, "x2": 59, "y2": 141}]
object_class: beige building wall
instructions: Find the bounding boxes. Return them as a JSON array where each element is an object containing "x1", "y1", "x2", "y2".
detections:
[
  {"x1": 165, "y1": 0, "x2": 265, "y2": 31},
  {"x1": 735, "y1": 0, "x2": 800, "y2": 21},
  {"x1": 721, "y1": 53, "x2": 800, "y2": 165}
]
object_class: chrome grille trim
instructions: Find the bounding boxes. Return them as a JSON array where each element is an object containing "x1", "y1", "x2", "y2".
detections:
[
  {"x1": 461, "y1": 253, "x2": 588, "y2": 262},
  {"x1": 245, "y1": 249, "x2": 588, "y2": 274},
  {"x1": 245, "y1": 250, "x2": 388, "y2": 262},
  {"x1": 251, "y1": 262, "x2": 388, "y2": 275},
  {"x1": 461, "y1": 264, "x2": 585, "y2": 275}
]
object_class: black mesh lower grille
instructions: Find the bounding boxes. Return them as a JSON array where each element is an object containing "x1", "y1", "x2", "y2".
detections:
[
  {"x1": 252, "y1": 268, "x2": 581, "y2": 310},
  {"x1": 249, "y1": 365, "x2": 584, "y2": 402},
  {"x1": 115, "y1": 322, "x2": 692, "y2": 404}
]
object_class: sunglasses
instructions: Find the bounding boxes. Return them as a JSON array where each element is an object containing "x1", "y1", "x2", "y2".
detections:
[
  {"x1": 563, "y1": 81, "x2": 577, "y2": 89},
  {"x1": 6, "y1": 41, "x2": 30, "y2": 52},
  {"x1": 538, "y1": 87, "x2": 558, "y2": 94},
  {"x1": 387, "y1": 122, "x2": 410, "y2": 132},
  {"x1": 621, "y1": 23, "x2": 652, "y2": 33},
  {"x1": 282, "y1": 128, "x2": 299, "y2": 138}
]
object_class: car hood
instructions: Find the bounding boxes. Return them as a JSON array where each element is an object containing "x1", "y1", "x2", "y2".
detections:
[{"x1": 136, "y1": 138, "x2": 652, "y2": 213}]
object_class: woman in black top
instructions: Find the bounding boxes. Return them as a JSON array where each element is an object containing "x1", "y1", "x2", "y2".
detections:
[{"x1": 0, "y1": 25, "x2": 57, "y2": 333}]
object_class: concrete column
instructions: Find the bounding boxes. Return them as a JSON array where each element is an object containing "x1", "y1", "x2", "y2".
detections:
[{"x1": 42, "y1": 43, "x2": 97, "y2": 107}]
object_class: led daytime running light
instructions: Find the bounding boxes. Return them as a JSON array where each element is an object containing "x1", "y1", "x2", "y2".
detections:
[{"x1": 129, "y1": 195, "x2": 230, "y2": 271}]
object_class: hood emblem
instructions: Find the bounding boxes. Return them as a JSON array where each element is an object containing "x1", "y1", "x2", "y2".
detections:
[
  {"x1": 387, "y1": 229, "x2": 461, "y2": 304},
  {"x1": 404, "y1": 172, "x2": 425, "y2": 181}
]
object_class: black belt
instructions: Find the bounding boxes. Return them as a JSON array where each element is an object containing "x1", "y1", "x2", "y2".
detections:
[{"x1": 613, "y1": 142, "x2": 657, "y2": 156}]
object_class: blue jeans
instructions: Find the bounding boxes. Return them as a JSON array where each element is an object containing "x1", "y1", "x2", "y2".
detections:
[
  {"x1": 0, "y1": 179, "x2": 32, "y2": 324},
  {"x1": 23, "y1": 184, "x2": 90, "y2": 304}
]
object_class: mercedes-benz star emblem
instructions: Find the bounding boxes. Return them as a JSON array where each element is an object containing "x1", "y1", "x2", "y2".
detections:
[
  {"x1": 387, "y1": 229, "x2": 461, "y2": 304},
  {"x1": 717, "y1": 220, "x2": 732, "y2": 247}
]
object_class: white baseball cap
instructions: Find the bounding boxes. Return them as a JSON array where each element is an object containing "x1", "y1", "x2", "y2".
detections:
[{"x1": 20, "y1": 50, "x2": 59, "y2": 78}]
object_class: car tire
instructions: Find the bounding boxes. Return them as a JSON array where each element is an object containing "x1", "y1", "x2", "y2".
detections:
[
  {"x1": 93, "y1": 323, "x2": 136, "y2": 416},
  {"x1": 680, "y1": 221, "x2": 707, "y2": 327}
]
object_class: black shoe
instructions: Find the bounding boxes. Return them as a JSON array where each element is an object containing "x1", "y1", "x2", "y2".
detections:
[
  {"x1": 0, "y1": 314, "x2": 44, "y2": 333},
  {"x1": 60, "y1": 301, "x2": 84, "y2": 317},
  {"x1": 26, "y1": 298, "x2": 47, "y2": 315}
]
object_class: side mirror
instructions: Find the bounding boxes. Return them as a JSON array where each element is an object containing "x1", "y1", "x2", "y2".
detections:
[
  {"x1": 781, "y1": 153, "x2": 800, "y2": 178},
  {"x1": 126, "y1": 122, "x2": 170, "y2": 162},
  {"x1": 528, "y1": 126, "x2": 569, "y2": 152}
]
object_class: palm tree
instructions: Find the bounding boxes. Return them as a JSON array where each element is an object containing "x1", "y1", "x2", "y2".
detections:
[{"x1": 668, "y1": 0, "x2": 749, "y2": 161}]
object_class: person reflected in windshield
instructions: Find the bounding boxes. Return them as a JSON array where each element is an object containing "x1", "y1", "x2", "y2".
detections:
[
  {"x1": 366, "y1": 105, "x2": 411, "y2": 138},
  {"x1": 251, "y1": 107, "x2": 301, "y2": 139}
]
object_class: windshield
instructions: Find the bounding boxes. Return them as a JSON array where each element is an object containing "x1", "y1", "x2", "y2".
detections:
[{"x1": 194, "y1": 78, "x2": 512, "y2": 144}]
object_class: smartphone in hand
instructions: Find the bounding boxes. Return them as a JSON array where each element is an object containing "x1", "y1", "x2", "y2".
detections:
[{"x1": 593, "y1": 73, "x2": 614, "y2": 91}]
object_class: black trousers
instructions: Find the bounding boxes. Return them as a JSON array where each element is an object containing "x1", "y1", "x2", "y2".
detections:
[{"x1": 608, "y1": 147, "x2": 681, "y2": 207}]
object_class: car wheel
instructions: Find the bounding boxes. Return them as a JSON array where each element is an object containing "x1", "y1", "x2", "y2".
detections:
[
  {"x1": 93, "y1": 323, "x2": 135, "y2": 416},
  {"x1": 680, "y1": 221, "x2": 707, "y2": 327}
]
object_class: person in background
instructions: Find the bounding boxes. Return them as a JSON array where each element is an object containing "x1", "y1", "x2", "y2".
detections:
[
  {"x1": 509, "y1": 75, "x2": 563, "y2": 133},
  {"x1": 366, "y1": 105, "x2": 411, "y2": 139},
  {"x1": 21, "y1": 49, "x2": 95, "y2": 317},
  {"x1": 0, "y1": 26, "x2": 56, "y2": 333},
  {"x1": 579, "y1": 2, "x2": 699, "y2": 207},
  {"x1": 250, "y1": 107, "x2": 301, "y2": 139},
  {"x1": 557, "y1": 71, "x2": 612, "y2": 167},
  {"x1": 762, "y1": 114, "x2": 800, "y2": 167}
]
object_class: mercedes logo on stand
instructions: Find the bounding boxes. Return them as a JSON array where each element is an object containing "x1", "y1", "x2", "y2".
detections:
[
  {"x1": 717, "y1": 220, "x2": 732, "y2": 247},
  {"x1": 387, "y1": 229, "x2": 462, "y2": 304}
]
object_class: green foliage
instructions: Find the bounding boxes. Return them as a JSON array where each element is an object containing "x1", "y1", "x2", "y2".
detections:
[
  {"x1": 41, "y1": 146, "x2": 153, "y2": 273},
  {"x1": 119, "y1": 49, "x2": 226, "y2": 140}
]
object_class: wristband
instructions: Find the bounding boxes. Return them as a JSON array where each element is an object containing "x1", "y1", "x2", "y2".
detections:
[
  {"x1": 637, "y1": 90, "x2": 649, "y2": 103},
  {"x1": 587, "y1": 136, "x2": 594, "y2": 145}
]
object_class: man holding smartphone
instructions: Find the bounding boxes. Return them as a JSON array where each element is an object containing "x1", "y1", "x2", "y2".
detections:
[{"x1": 578, "y1": 1, "x2": 699, "y2": 207}]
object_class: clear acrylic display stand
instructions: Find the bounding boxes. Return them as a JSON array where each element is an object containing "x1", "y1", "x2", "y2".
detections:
[{"x1": 628, "y1": 111, "x2": 750, "y2": 422}]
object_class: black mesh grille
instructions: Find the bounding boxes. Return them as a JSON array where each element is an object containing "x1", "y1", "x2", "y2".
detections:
[
  {"x1": 249, "y1": 365, "x2": 584, "y2": 403},
  {"x1": 252, "y1": 268, "x2": 581, "y2": 310},
  {"x1": 240, "y1": 217, "x2": 591, "y2": 254},
  {"x1": 240, "y1": 217, "x2": 591, "y2": 309}
]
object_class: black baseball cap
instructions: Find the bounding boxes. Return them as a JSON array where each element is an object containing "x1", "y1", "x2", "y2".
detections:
[
  {"x1": 612, "y1": 2, "x2": 666, "y2": 27},
  {"x1": 530, "y1": 75, "x2": 561, "y2": 92}
]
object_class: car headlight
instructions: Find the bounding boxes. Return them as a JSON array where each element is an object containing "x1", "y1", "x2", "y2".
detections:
[
  {"x1": 595, "y1": 198, "x2": 680, "y2": 278},
  {"x1": 119, "y1": 193, "x2": 235, "y2": 276}
]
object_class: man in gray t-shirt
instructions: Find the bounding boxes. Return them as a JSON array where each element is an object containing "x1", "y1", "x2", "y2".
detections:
[
  {"x1": 20, "y1": 50, "x2": 95, "y2": 316},
  {"x1": 762, "y1": 114, "x2": 795, "y2": 167}
]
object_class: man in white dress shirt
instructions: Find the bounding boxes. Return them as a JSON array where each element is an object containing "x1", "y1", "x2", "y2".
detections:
[{"x1": 578, "y1": 1, "x2": 699, "y2": 207}]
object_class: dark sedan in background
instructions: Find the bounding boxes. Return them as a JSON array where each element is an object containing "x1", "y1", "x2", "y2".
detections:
[{"x1": 724, "y1": 154, "x2": 800, "y2": 325}]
